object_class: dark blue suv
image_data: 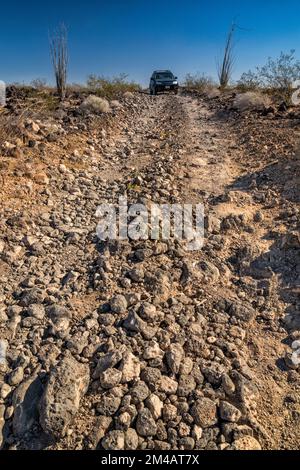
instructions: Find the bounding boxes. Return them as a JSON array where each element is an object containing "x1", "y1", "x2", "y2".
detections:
[{"x1": 149, "y1": 70, "x2": 179, "y2": 95}]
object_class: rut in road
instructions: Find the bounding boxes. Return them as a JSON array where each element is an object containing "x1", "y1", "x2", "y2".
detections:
[{"x1": 0, "y1": 92, "x2": 299, "y2": 450}]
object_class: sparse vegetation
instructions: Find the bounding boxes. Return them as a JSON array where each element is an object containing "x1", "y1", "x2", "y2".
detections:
[
  {"x1": 6, "y1": 84, "x2": 59, "y2": 115},
  {"x1": 0, "y1": 101, "x2": 27, "y2": 156},
  {"x1": 236, "y1": 71, "x2": 261, "y2": 92},
  {"x1": 49, "y1": 24, "x2": 68, "y2": 101},
  {"x1": 238, "y1": 50, "x2": 300, "y2": 103},
  {"x1": 183, "y1": 73, "x2": 216, "y2": 92},
  {"x1": 66, "y1": 83, "x2": 88, "y2": 93},
  {"x1": 86, "y1": 74, "x2": 140, "y2": 99},
  {"x1": 30, "y1": 78, "x2": 48, "y2": 90}
]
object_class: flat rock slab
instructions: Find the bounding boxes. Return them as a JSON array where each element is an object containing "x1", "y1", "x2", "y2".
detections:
[{"x1": 39, "y1": 355, "x2": 90, "y2": 439}]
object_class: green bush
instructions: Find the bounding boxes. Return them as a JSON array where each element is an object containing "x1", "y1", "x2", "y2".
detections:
[
  {"x1": 236, "y1": 71, "x2": 261, "y2": 92},
  {"x1": 86, "y1": 74, "x2": 141, "y2": 99},
  {"x1": 238, "y1": 50, "x2": 300, "y2": 103}
]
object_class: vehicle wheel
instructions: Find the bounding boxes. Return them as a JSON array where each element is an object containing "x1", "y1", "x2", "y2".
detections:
[
  {"x1": 150, "y1": 87, "x2": 153, "y2": 95},
  {"x1": 153, "y1": 87, "x2": 157, "y2": 95}
]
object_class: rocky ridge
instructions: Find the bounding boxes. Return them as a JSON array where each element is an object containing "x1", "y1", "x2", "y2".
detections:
[{"x1": 0, "y1": 89, "x2": 299, "y2": 450}]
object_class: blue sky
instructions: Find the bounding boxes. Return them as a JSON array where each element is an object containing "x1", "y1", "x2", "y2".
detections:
[{"x1": 1, "y1": 0, "x2": 300, "y2": 86}]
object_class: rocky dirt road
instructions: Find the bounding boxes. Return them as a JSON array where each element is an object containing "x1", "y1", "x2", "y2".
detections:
[{"x1": 0, "y1": 91, "x2": 299, "y2": 450}]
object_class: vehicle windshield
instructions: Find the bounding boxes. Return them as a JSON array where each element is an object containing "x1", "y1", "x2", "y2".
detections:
[{"x1": 155, "y1": 72, "x2": 174, "y2": 79}]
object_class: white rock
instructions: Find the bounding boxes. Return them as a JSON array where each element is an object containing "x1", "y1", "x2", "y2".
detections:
[
  {"x1": 192, "y1": 424, "x2": 203, "y2": 440},
  {"x1": 166, "y1": 343, "x2": 184, "y2": 374},
  {"x1": 292, "y1": 340, "x2": 300, "y2": 350},
  {"x1": 143, "y1": 341, "x2": 164, "y2": 360},
  {"x1": 0, "y1": 383, "x2": 11, "y2": 400},
  {"x1": 120, "y1": 351, "x2": 140, "y2": 383},
  {"x1": 0, "y1": 340, "x2": 8, "y2": 368},
  {"x1": 39, "y1": 355, "x2": 90, "y2": 438},
  {"x1": 146, "y1": 394, "x2": 163, "y2": 419},
  {"x1": 291, "y1": 349, "x2": 300, "y2": 367}
]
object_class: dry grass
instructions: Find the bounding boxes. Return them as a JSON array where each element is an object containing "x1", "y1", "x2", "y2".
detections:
[
  {"x1": 238, "y1": 51, "x2": 300, "y2": 104},
  {"x1": 6, "y1": 86, "x2": 60, "y2": 116},
  {"x1": 0, "y1": 112, "x2": 23, "y2": 159},
  {"x1": 0, "y1": 86, "x2": 61, "y2": 155},
  {"x1": 183, "y1": 74, "x2": 221, "y2": 99},
  {"x1": 80, "y1": 95, "x2": 110, "y2": 114}
]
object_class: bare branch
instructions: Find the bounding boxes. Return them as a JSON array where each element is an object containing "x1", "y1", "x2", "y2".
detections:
[
  {"x1": 49, "y1": 23, "x2": 68, "y2": 101},
  {"x1": 217, "y1": 24, "x2": 235, "y2": 88}
]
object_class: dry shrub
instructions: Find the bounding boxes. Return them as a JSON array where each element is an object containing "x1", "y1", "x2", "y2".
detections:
[
  {"x1": 5, "y1": 85, "x2": 59, "y2": 117},
  {"x1": 238, "y1": 51, "x2": 300, "y2": 103},
  {"x1": 67, "y1": 83, "x2": 88, "y2": 94},
  {"x1": 233, "y1": 92, "x2": 271, "y2": 112},
  {"x1": 87, "y1": 74, "x2": 140, "y2": 100},
  {"x1": 184, "y1": 73, "x2": 216, "y2": 92},
  {"x1": 184, "y1": 73, "x2": 221, "y2": 99},
  {"x1": 80, "y1": 95, "x2": 110, "y2": 114},
  {"x1": 30, "y1": 78, "x2": 48, "y2": 90}
]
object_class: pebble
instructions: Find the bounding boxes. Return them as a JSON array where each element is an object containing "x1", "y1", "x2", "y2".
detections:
[
  {"x1": 219, "y1": 401, "x2": 242, "y2": 423},
  {"x1": 102, "y1": 430, "x2": 125, "y2": 450},
  {"x1": 191, "y1": 398, "x2": 217, "y2": 428},
  {"x1": 136, "y1": 409, "x2": 157, "y2": 437},
  {"x1": 146, "y1": 394, "x2": 163, "y2": 419},
  {"x1": 110, "y1": 295, "x2": 128, "y2": 314}
]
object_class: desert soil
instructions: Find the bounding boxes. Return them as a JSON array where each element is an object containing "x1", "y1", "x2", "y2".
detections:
[{"x1": 0, "y1": 89, "x2": 299, "y2": 450}]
